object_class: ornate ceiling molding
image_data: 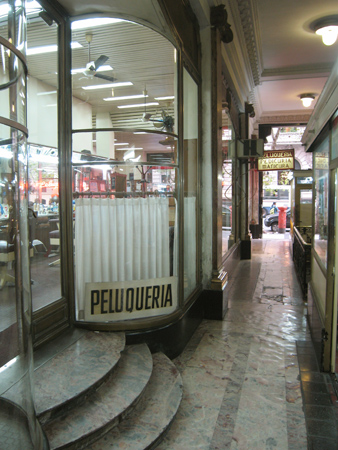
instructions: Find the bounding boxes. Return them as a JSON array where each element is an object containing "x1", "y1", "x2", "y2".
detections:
[
  {"x1": 261, "y1": 63, "x2": 333, "y2": 81},
  {"x1": 257, "y1": 114, "x2": 312, "y2": 125},
  {"x1": 236, "y1": 0, "x2": 261, "y2": 86}
]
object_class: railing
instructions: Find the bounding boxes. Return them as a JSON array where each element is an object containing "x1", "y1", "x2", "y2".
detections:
[{"x1": 293, "y1": 226, "x2": 312, "y2": 299}]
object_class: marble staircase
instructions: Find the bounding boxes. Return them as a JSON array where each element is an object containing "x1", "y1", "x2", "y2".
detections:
[{"x1": 7, "y1": 329, "x2": 183, "y2": 450}]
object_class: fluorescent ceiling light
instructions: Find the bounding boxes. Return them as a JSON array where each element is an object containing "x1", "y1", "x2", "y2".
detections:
[
  {"x1": 82, "y1": 82, "x2": 133, "y2": 90},
  {"x1": 154, "y1": 96, "x2": 175, "y2": 101},
  {"x1": 114, "y1": 142, "x2": 129, "y2": 146},
  {"x1": 104, "y1": 94, "x2": 148, "y2": 102},
  {"x1": 72, "y1": 65, "x2": 113, "y2": 75},
  {"x1": 118, "y1": 147, "x2": 143, "y2": 150},
  {"x1": 27, "y1": 42, "x2": 82, "y2": 55},
  {"x1": 118, "y1": 102, "x2": 159, "y2": 109},
  {"x1": 71, "y1": 18, "x2": 124, "y2": 30},
  {"x1": 37, "y1": 90, "x2": 57, "y2": 96},
  {"x1": 0, "y1": 1, "x2": 41, "y2": 18}
]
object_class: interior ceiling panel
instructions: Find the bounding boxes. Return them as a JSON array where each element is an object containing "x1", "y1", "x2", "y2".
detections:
[
  {"x1": 25, "y1": 16, "x2": 175, "y2": 123},
  {"x1": 21, "y1": 0, "x2": 338, "y2": 129}
]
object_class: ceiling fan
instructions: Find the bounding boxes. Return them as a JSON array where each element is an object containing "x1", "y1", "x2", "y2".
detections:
[
  {"x1": 82, "y1": 32, "x2": 117, "y2": 82},
  {"x1": 142, "y1": 110, "x2": 175, "y2": 133}
]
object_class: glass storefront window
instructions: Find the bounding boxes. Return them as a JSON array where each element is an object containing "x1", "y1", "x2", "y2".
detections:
[
  {"x1": 183, "y1": 68, "x2": 198, "y2": 300},
  {"x1": 314, "y1": 136, "x2": 329, "y2": 268},
  {"x1": 71, "y1": 18, "x2": 179, "y2": 322},
  {"x1": 25, "y1": 8, "x2": 61, "y2": 311},
  {"x1": 222, "y1": 110, "x2": 236, "y2": 255},
  {"x1": 0, "y1": 2, "x2": 46, "y2": 447}
]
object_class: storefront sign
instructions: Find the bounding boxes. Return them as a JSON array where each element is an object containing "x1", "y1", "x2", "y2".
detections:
[
  {"x1": 84, "y1": 276, "x2": 178, "y2": 322},
  {"x1": 258, "y1": 149, "x2": 294, "y2": 171}
]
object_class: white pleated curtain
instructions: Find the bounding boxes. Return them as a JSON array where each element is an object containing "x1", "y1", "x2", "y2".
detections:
[{"x1": 75, "y1": 197, "x2": 171, "y2": 314}]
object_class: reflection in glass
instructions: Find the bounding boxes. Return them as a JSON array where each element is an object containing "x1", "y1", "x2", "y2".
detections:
[
  {"x1": 0, "y1": 3, "x2": 45, "y2": 447},
  {"x1": 222, "y1": 111, "x2": 235, "y2": 255},
  {"x1": 314, "y1": 137, "x2": 329, "y2": 268},
  {"x1": 24, "y1": 9, "x2": 61, "y2": 312},
  {"x1": 71, "y1": 18, "x2": 179, "y2": 321},
  {"x1": 72, "y1": 160, "x2": 177, "y2": 321}
]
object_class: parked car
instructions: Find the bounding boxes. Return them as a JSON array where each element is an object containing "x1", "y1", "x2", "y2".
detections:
[
  {"x1": 261, "y1": 206, "x2": 271, "y2": 217},
  {"x1": 264, "y1": 208, "x2": 291, "y2": 232}
]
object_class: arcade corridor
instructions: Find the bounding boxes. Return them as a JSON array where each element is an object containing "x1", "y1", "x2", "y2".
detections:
[{"x1": 156, "y1": 237, "x2": 338, "y2": 450}]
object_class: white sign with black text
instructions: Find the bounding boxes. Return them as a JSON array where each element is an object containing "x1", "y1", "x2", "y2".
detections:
[{"x1": 84, "y1": 277, "x2": 178, "y2": 322}]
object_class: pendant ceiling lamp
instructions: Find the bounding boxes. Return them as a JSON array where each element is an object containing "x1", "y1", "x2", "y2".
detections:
[
  {"x1": 309, "y1": 15, "x2": 338, "y2": 46},
  {"x1": 299, "y1": 94, "x2": 316, "y2": 108}
]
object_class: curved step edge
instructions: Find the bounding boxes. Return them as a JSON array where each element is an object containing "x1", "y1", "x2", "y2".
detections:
[
  {"x1": 36, "y1": 331, "x2": 126, "y2": 425},
  {"x1": 85, "y1": 352, "x2": 183, "y2": 450},
  {"x1": 43, "y1": 343, "x2": 153, "y2": 450}
]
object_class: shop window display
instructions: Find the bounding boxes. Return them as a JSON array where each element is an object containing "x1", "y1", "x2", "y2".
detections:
[{"x1": 71, "y1": 18, "x2": 181, "y2": 321}]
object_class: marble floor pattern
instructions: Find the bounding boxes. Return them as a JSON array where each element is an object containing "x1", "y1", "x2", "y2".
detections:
[{"x1": 157, "y1": 237, "x2": 338, "y2": 450}]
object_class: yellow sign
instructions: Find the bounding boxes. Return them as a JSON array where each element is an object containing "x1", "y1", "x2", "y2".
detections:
[
  {"x1": 258, "y1": 149, "x2": 294, "y2": 171},
  {"x1": 84, "y1": 277, "x2": 178, "y2": 322}
]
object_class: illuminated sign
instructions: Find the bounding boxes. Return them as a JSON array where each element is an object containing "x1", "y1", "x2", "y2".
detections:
[
  {"x1": 258, "y1": 149, "x2": 294, "y2": 171},
  {"x1": 84, "y1": 276, "x2": 178, "y2": 322}
]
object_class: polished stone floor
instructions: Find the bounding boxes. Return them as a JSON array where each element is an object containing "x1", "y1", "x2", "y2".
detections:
[{"x1": 157, "y1": 236, "x2": 338, "y2": 450}]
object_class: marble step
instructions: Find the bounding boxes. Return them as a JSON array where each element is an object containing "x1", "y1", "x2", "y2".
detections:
[
  {"x1": 85, "y1": 351, "x2": 183, "y2": 450},
  {"x1": 34, "y1": 330, "x2": 126, "y2": 424},
  {"x1": 43, "y1": 343, "x2": 153, "y2": 450}
]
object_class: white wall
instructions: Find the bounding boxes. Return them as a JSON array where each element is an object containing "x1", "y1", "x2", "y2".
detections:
[
  {"x1": 27, "y1": 77, "x2": 58, "y2": 147},
  {"x1": 72, "y1": 97, "x2": 93, "y2": 153},
  {"x1": 27, "y1": 76, "x2": 93, "y2": 152}
]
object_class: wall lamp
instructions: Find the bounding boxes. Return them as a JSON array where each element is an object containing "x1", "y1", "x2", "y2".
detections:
[
  {"x1": 299, "y1": 94, "x2": 316, "y2": 108},
  {"x1": 309, "y1": 15, "x2": 338, "y2": 46}
]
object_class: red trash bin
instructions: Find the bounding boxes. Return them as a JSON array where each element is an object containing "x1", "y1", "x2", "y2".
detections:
[{"x1": 278, "y1": 206, "x2": 287, "y2": 233}]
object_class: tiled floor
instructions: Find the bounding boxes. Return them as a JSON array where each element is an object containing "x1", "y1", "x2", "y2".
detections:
[{"x1": 157, "y1": 236, "x2": 338, "y2": 450}]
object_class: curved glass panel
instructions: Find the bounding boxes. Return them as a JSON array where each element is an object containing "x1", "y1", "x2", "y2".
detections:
[
  {"x1": 0, "y1": 3, "x2": 46, "y2": 448},
  {"x1": 72, "y1": 159, "x2": 178, "y2": 322},
  {"x1": 25, "y1": 5, "x2": 61, "y2": 311},
  {"x1": 71, "y1": 19, "x2": 177, "y2": 138},
  {"x1": 71, "y1": 18, "x2": 178, "y2": 322},
  {"x1": 73, "y1": 129, "x2": 177, "y2": 165}
]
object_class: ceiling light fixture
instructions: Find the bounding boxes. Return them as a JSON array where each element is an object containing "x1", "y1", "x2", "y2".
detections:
[
  {"x1": 117, "y1": 102, "x2": 159, "y2": 109},
  {"x1": 103, "y1": 94, "x2": 148, "y2": 102},
  {"x1": 82, "y1": 82, "x2": 133, "y2": 90},
  {"x1": 27, "y1": 42, "x2": 82, "y2": 55},
  {"x1": 71, "y1": 18, "x2": 124, "y2": 30},
  {"x1": 154, "y1": 96, "x2": 175, "y2": 101},
  {"x1": 299, "y1": 93, "x2": 316, "y2": 108},
  {"x1": 309, "y1": 15, "x2": 338, "y2": 46}
]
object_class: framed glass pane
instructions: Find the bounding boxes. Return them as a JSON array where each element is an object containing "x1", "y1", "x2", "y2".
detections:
[
  {"x1": 183, "y1": 68, "x2": 198, "y2": 299},
  {"x1": 71, "y1": 18, "x2": 178, "y2": 322},
  {"x1": 222, "y1": 111, "x2": 235, "y2": 255},
  {"x1": 314, "y1": 136, "x2": 329, "y2": 268},
  {"x1": 26, "y1": 8, "x2": 61, "y2": 311}
]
